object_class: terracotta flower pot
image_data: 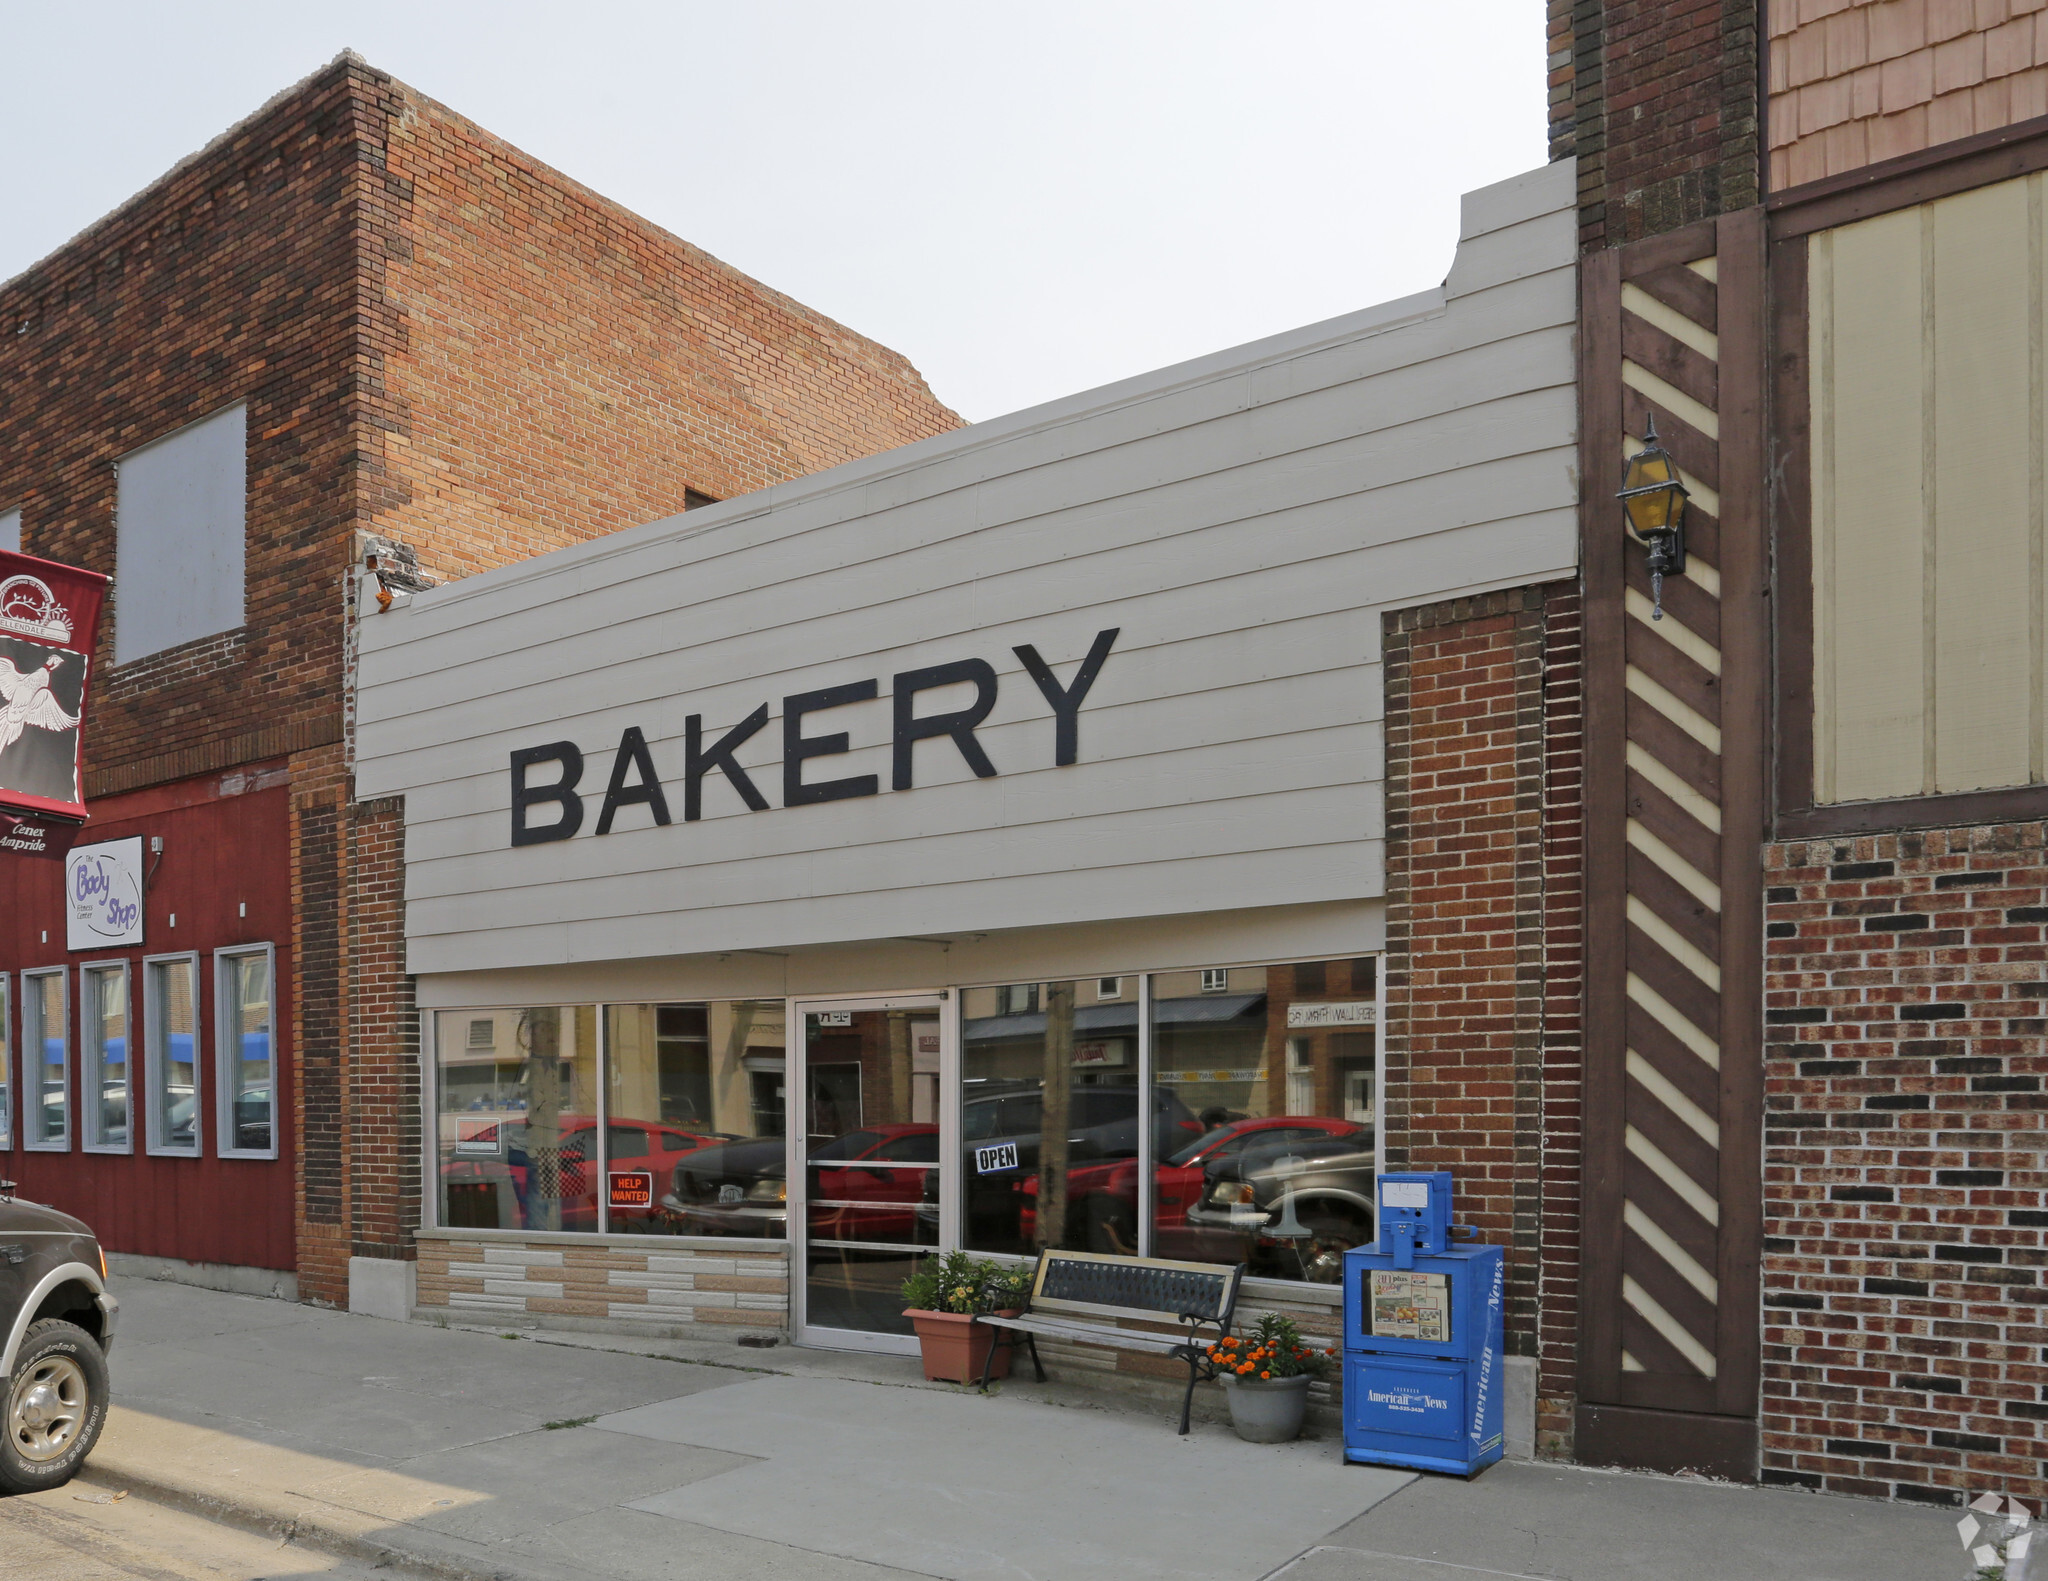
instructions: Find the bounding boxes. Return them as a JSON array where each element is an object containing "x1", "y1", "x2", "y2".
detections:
[
  {"x1": 1221, "y1": 1372, "x2": 1312, "y2": 1442},
  {"x1": 904, "y1": 1308, "x2": 1017, "y2": 1384}
]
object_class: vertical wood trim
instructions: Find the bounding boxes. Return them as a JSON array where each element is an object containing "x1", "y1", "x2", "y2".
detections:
[
  {"x1": 1771, "y1": 237, "x2": 1814, "y2": 828},
  {"x1": 1580, "y1": 246, "x2": 1629, "y2": 1407},
  {"x1": 1712, "y1": 207, "x2": 1768, "y2": 1419},
  {"x1": 1920, "y1": 205, "x2": 1940, "y2": 796},
  {"x1": 2032, "y1": 173, "x2": 2046, "y2": 786}
]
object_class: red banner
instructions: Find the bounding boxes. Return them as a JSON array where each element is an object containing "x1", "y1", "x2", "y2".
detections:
[{"x1": 0, "y1": 548, "x2": 110, "y2": 826}]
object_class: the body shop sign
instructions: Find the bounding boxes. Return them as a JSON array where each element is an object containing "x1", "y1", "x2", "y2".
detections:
[
  {"x1": 67, "y1": 835, "x2": 143, "y2": 949},
  {"x1": 0, "y1": 547, "x2": 110, "y2": 826}
]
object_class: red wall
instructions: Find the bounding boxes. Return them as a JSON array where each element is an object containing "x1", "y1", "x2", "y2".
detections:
[{"x1": 1, "y1": 768, "x2": 295, "y2": 1270}]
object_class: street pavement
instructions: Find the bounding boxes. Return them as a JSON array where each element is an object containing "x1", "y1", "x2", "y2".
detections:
[{"x1": 24, "y1": 1275, "x2": 1963, "y2": 1581}]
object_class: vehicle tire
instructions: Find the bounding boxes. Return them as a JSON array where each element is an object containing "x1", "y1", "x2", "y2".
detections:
[
  {"x1": 0, "y1": 1320, "x2": 109, "y2": 1495},
  {"x1": 1292, "y1": 1207, "x2": 1369, "y2": 1284}
]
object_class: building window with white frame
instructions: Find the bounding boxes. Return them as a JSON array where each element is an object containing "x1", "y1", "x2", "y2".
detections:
[
  {"x1": 79, "y1": 961, "x2": 131, "y2": 1152},
  {"x1": 144, "y1": 954, "x2": 201, "y2": 1155},
  {"x1": 216, "y1": 946, "x2": 276, "y2": 1157},
  {"x1": 22, "y1": 969, "x2": 67, "y2": 1150}
]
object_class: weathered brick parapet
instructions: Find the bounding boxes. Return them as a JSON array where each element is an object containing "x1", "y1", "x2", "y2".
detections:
[
  {"x1": 1761, "y1": 820, "x2": 2048, "y2": 1506},
  {"x1": 1559, "y1": 0, "x2": 1762, "y2": 250}
]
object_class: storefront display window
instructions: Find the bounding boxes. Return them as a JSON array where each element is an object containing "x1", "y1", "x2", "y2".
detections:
[
  {"x1": 143, "y1": 954, "x2": 201, "y2": 1155},
  {"x1": 216, "y1": 946, "x2": 277, "y2": 1159},
  {"x1": 80, "y1": 961, "x2": 130, "y2": 1152},
  {"x1": 961, "y1": 979, "x2": 1155, "y2": 1257},
  {"x1": 604, "y1": 1001, "x2": 785, "y2": 1236},
  {"x1": 437, "y1": 1006, "x2": 600, "y2": 1231},
  {"x1": 22, "y1": 969, "x2": 66, "y2": 1151},
  {"x1": 1148, "y1": 957, "x2": 1377, "y2": 1283},
  {"x1": 429, "y1": 963, "x2": 1373, "y2": 1282}
]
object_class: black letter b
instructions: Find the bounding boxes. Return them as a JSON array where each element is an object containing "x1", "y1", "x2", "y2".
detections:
[{"x1": 511, "y1": 742, "x2": 584, "y2": 846}]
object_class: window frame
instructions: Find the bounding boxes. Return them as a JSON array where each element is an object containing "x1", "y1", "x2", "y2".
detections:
[
  {"x1": 143, "y1": 951, "x2": 203, "y2": 1157},
  {"x1": 1770, "y1": 136, "x2": 2048, "y2": 838},
  {"x1": 214, "y1": 943, "x2": 279, "y2": 1161},
  {"x1": 21, "y1": 967, "x2": 69, "y2": 1152},
  {"x1": 78, "y1": 958, "x2": 134, "y2": 1155},
  {"x1": 0, "y1": 973, "x2": 11, "y2": 1149},
  {"x1": 112, "y1": 402, "x2": 248, "y2": 667}
]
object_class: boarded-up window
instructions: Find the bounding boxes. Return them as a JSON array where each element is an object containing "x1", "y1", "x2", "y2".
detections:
[
  {"x1": 1808, "y1": 174, "x2": 2048, "y2": 802},
  {"x1": 114, "y1": 404, "x2": 246, "y2": 665}
]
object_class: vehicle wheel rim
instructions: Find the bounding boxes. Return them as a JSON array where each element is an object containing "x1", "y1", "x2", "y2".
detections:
[{"x1": 9, "y1": 1355, "x2": 88, "y2": 1463}]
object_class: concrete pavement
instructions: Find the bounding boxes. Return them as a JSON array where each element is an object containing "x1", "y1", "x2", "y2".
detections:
[
  {"x1": 0, "y1": 1478, "x2": 391, "y2": 1581},
  {"x1": 60, "y1": 1275, "x2": 1958, "y2": 1581}
]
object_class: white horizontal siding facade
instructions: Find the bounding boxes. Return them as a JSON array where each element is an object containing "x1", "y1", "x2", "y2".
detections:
[{"x1": 355, "y1": 160, "x2": 1578, "y2": 982}]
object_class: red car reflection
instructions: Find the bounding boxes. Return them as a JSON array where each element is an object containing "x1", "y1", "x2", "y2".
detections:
[
  {"x1": 807, "y1": 1123, "x2": 939, "y2": 1244},
  {"x1": 1018, "y1": 1116, "x2": 1366, "y2": 1251},
  {"x1": 443, "y1": 1115, "x2": 730, "y2": 1231}
]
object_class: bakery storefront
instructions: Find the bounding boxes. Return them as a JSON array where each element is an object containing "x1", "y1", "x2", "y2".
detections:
[{"x1": 354, "y1": 162, "x2": 1577, "y2": 1369}]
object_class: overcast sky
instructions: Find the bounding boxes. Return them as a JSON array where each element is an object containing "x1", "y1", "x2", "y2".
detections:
[{"x1": 1, "y1": 3, "x2": 1547, "y2": 423}]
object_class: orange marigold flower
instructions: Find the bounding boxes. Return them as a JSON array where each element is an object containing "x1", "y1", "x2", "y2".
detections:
[{"x1": 1260, "y1": 1370, "x2": 1271, "y2": 1379}]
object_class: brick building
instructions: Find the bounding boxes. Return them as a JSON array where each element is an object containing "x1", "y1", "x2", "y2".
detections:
[
  {"x1": 0, "y1": 52, "x2": 958, "y2": 1307},
  {"x1": 8, "y1": 13, "x2": 2038, "y2": 1511},
  {"x1": 348, "y1": 158, "x2": 1580, "y2": 1435}
]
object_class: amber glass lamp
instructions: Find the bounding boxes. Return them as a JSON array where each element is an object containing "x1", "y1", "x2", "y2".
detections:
[{"x1": 1617, "y1": 417, "x2": 1688, "y2": 620}]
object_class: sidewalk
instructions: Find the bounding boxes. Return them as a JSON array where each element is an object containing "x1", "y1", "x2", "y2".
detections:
[{"x1": 80, "y1": 1277, "x2": 1957, "y2": 1581}]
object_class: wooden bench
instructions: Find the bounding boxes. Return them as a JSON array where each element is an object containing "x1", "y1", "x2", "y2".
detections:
[{"x1": 978, "y1": 1249, "x2": 1245, "y2": 1433}]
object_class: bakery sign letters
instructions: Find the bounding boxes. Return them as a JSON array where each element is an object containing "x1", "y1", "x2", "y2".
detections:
[{"x1": 507, "y1": 628, "x2": 1119, "y2": 848}]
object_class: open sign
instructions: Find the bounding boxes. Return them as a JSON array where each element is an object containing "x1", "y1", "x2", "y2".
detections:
[{"x1": 608, "y1": 1170, "x2": 654, "y2": 1210}]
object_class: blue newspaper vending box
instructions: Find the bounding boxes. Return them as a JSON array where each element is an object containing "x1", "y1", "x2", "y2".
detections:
[{"x1": 1341, "y1": 1172, "x2": 1505, "y2": 1477}]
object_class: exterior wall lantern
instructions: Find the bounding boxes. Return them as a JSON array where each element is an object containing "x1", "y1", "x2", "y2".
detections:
[{"x1": 1617, "y1": 416, "x2": 1688, "y2": 621}]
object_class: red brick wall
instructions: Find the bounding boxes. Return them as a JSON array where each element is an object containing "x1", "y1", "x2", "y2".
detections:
[
  {"x1": 1537, "y1": 587, "x2": 1586, "y2": 1456},
  {"x1": 1762, "y1": 821, "x2": 2047, "y2": 1507},
  {"x1": 357, "y1": 68, "x2": 960, "y2": 582},
  {"x1": 1381, "y1": 583, "x2": 1583, "y2": 1439},
  {"x1": 1555, "y1": 0, "x2": 1764, "y2": 250},
  {"x1": 0, "y1": 67, "x2": 364, "y2": 797}
]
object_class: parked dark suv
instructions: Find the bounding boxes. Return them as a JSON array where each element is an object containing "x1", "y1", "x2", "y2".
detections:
[{"x1": 0, "y1": 1180, "x2": 117, "y2": 1493}]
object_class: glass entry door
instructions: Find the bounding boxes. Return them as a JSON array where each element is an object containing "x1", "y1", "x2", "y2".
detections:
[{"x1": 791, "y1": 997, "x2": 950, "y2": 1353}]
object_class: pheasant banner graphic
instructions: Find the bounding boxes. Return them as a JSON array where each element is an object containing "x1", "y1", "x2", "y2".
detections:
[{"x1": 0, "y1": 548, "x2": 110, "y2": 829}]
